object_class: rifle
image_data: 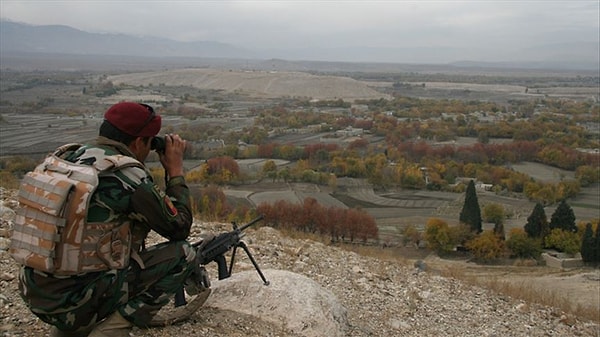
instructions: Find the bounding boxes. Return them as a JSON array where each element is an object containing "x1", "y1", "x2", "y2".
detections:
[{"x1": 174, "y1": 214, "x2": 269, "y2": 307}]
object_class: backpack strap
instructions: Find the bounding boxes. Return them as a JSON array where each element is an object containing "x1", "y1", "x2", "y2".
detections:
[
  {"x1": 53, "y1": 143, "x2": 83, "y2": 157},
  {"x1": 94, "y1": 154, "x2": 144, "y2": 172}
]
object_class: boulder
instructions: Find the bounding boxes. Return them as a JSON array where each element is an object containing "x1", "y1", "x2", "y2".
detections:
[{"x1": 204, "y1": 269, "x2": 348, "y2": 337}]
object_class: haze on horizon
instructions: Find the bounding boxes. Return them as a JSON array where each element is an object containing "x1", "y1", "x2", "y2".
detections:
[{"x1": 1, "y1": 0, "x2": 599, "y2": 65}]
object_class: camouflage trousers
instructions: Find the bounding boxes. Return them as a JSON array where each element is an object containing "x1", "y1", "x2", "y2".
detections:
[{"x1": 18, "y1": 240, "x2": 196, "y2": 332}]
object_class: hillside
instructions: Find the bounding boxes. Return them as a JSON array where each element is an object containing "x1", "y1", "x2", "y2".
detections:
[
  {"x1": 108, "y1": 68, "x2": 391, "y2": 101},
  {"x1": 0, "y1": 188, "x2": 599, "y2": 336}
]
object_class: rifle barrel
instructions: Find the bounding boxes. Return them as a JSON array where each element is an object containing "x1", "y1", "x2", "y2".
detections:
[
  {"x1": 191, "y1": 214, "x2": 264, "y2": 248},
  {"x1": 237, "y1": 214, "x2": 264, "y2": 232}
]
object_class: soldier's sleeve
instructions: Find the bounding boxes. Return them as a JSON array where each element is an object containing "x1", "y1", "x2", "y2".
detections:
[{"x1": 130, "y1": 175, "x2": 193, "y2": 241}]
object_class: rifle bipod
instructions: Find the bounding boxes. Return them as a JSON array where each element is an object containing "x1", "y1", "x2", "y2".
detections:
[
  {"x1": 229, "y1": 240, "x2": 270, "y2": 286},
  {"x1": 164, "y1": 215, "x2": 269, "y2": 325}
]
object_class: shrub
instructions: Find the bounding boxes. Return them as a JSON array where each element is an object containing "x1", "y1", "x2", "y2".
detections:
[
  {"x1": 401, "y1": 224, "x2": 421, "y2": 247},
  {"x1": 449, "y1": 224, "x2": 475, "y2": 246},
  {"x1": 483, "y1": 203, "x2": 504, "y2": 225},
  {"x1": 465, "y1": 230, "x2": 506, "y2": 262},
  {"x1": 0, "y1": 170, "x2": 20, "y2": 189},
  {"x1": 424, "y1": 218, "x2": 454, "y2": 254},
  {"x1": 506, "y1": 228, "x2": 542, "y2": 259},
  {"x1": 544, "y1": 228, "x2": 581, "y2": 255}
]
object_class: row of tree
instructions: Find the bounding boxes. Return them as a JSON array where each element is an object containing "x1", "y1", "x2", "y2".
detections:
[
  {"x1": 256, "y1": 198, "x2": 378, "y2": 243},
  {"x1": 436, "y1": 179, "x2": 599, "y2": 263}
]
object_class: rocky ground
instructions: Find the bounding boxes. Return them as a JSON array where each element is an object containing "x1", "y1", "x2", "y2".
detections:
[{"x1": 1, "y1": 187, "x2": 599, "y2": 337}]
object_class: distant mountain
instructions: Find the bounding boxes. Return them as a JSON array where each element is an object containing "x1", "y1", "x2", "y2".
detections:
[
  {"x1": 0, "y1": 20, "x2": 256, "y2": 59},
  {"x1": 1, "y1": 20, "x2": 598, "y2": 72}
]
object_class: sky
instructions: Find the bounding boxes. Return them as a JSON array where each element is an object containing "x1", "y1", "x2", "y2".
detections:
[{"x1": 1, "y1": 0, "x2": 599, "y2": 64}]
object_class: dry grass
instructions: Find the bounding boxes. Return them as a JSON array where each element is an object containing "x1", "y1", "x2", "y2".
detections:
[{"x1": 439, "y1": 265, "x2": 600, "y2": 323}]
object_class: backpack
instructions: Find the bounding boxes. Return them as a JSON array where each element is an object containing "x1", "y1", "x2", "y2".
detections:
[{"x1": 10, "y1": 143, "x2": 144, "y2": 275}]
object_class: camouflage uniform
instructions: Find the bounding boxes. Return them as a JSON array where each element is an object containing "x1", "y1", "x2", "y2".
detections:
[{"x1": 18, "y1": 137, "x2": 195, "y2": 332}]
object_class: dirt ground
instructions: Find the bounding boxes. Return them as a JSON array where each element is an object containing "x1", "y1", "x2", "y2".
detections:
[{"x1": 421, "y1": 254, "x2": 600, "y2": 319}]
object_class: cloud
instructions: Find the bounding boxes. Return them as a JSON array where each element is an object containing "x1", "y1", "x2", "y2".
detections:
[{"x1": 1, "y1": 0, "x2": 598, "y2": 63}]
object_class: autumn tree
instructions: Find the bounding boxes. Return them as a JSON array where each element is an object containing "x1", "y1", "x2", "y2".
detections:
[
  {"x1": 506, "y1": 228, "x2": 542, "y2": 259},
  {"x1": 257, "y1": 199, "x2": 378, "y2": 243},
  {"x1": 262, "y1": 160, "x2": 278, "y2": 181},
  {"x1": 459, "y1": 180, "x2": 482, "y2": 233},
  {"x1": 545, "y1": 229, "x2": 580, "y2": 254},
  {"x1": 465, "y1": 230, "x2": 506, "y2": 262},
  {"x1": 575, "y1": 165, "x2": 600, "y2": 186},
  {"x1": 524, "y1": 203, "x2": 548, "y2": 238},
  {"x1": 483, "y1": 203, "x2": 505, "y2": 239},
  {"x1": 194, "y1": 185, "x2": 232, "y2": 221},
  {"x1": 205, "y1": 156, "x2": 241, "y2": 184},
  {"x1": 401, "y1": 225, "x2": 422, "y2": 247},
  {"x1": 549, "y1": 200, "x2": 577, "y2": 233},
  {"x1": 424, "y1": 218, "x2": 454, "y2": 254}
]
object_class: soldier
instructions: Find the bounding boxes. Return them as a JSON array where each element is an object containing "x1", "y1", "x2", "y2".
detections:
[{"x1": 17, "y1": 102, "x2": 196, "y2": 337}]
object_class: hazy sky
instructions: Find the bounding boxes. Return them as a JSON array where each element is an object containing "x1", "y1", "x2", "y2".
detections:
[{"x1": 1, "y1": 1, "x2": 599, "y2": 63}]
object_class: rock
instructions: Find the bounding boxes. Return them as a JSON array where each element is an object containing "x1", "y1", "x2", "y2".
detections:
[
  {"x1": 204, "y1": 269, "x2": 349, "y2": 337},
  {"x1": 0, "y1": 205, "x2": 15, "y2": 222},
  {"x1": 0, "y1": 272, "x2": 15, "y2": 281},
  {"x1": 0, "y1": 237, "x2": 10, "y2": 251}
]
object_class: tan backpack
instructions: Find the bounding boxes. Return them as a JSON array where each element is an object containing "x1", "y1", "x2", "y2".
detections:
[{"x1": 10, "y1": 143, "x2": 144, "y2": 275}]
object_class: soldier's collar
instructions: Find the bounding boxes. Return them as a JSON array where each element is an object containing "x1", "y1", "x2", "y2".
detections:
[{"x1": 95, "y1": 136, "x2": 137, "y2": 158}]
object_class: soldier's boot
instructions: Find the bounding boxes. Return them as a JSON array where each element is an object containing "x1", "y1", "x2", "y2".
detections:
[
  {"x1": 88, "y1": 311, "x2": 132, "y2": 337},
  {"x1": 50, "y1": 326, "x2": 92, "y2": 337},
  {"x1": 50, "y1": 326, "x2": 91, "y2": 337}
]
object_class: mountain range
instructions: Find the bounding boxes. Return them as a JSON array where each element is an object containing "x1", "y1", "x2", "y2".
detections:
[{"x1": 1, "y1": 20, "x2": 598, "y2": 72}]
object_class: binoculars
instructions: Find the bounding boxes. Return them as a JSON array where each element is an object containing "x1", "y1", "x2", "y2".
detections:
[{"x1": 151, "y1": 136, "x2": 167, "y2": 153}]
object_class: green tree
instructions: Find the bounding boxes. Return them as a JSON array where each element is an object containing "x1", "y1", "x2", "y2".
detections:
[
  {"x1": 506, "y1": 228, "x2": 542, "y2": 259},
  {"x1": 595, "y1": 224, "x2": 600, "y2": 262},
  {"x1": 483, "y1": 203, "x2": 505, "y2": 239},
  {"x1": 524, "y1": 203, "x2": 548, "y2": 238},
  {"x1": 459, "y1": 180, "x2": 482, "y2": 233},
  {"x1": 549, "y1": 200, "x2": 577, "y2": 233},
  {"x1": 545, "y1": 229, "x2": 580, "y2": 254},
  {"x1": 483, "y1": 203, "x2": 504, "y2": 225},
  {"x1": 580, "y1": 223, "x2": 596, "y2": 263}
]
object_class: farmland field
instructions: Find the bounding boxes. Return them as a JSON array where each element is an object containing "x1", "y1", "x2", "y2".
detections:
[
  {"x1": 1, "y1": 66, "x2": 598, "y2": 240},
  {"x1": 511, "y1": 161, "x2": 576, "y2": 182}
]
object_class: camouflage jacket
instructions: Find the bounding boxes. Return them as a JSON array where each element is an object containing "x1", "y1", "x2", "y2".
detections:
[{"x1": 64, "y1": 136, "x2": 193, "y2": 246}]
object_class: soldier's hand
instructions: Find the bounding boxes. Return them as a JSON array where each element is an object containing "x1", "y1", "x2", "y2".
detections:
[{"x1": 160, "y1": 134, "x2": 186, "y2": 177}]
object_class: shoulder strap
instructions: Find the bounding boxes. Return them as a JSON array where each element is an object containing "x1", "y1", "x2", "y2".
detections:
[
  {"x1": 94, "y1": 154, "x2": 144, "y2": 172},
  {"x1": 53, "y1": 143, "x2": 83, "y2": 158}
]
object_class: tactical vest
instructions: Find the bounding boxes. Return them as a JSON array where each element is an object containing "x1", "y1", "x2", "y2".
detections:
[{"x1": 10, "y1": 144, "x2": 145, "y2": 275}]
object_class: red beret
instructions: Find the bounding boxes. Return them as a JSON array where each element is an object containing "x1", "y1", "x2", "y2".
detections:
[{"x1": 104, "y1": 102, "x2": 161, "y2": 137}]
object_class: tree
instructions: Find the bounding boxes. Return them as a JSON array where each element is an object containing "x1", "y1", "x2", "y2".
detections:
[
  {"x1": 465, "y1": 230, "x2": 506, "y2": 262},
  {"x1": 424, "y1": 218, "x2": 453, "y2": 254},
  {"x1": 483, "y1": 203, "x2": 505, "y2": 239},
  {"x1": 549, "y1": 200, "x2": 577, "y2": 233},
  {"x1": 580, "y1": 223, "x2": 596, "y2": 263},
  {"x1": 483, "y1": 203, "x2": 504, "y2": 225},
  {"x1": 506, "y1": 228, "x2": 542, "y2": 259},
  {"x1": 595, "y1": 224, "x2": 600, "y2": 262},
  {"x1": 262, "y1": 160, "x2": 278, "y2": 181},
  {"x1": 459, "y1": 180, "x2": 482, "y2": 233},
  {"x1": 524, "y1": 203, "x2": 548, "y2": 238},
  {"x1": 545, "y1": 229, "x2": 580, "y2": 254}
]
